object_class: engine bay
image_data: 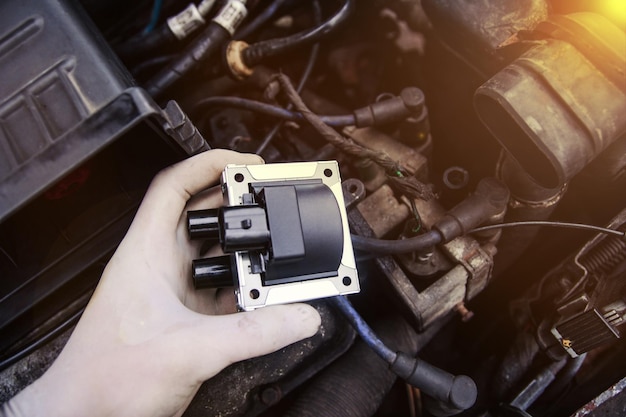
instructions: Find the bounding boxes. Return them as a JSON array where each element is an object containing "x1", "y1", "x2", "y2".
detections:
[{"x1": 1, "y1": 0, "x2": 625, "y2": 416}]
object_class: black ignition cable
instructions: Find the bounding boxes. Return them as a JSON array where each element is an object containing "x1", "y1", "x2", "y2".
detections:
[
  {"x1": 145, "y1": 0, "x2": 247, "y2": 97},
  {"x1": 241, "y1": 0, "x2": 354, "y2": 67},
  {"x1": 116, "y1": 0, "x2": 218, "y2": 63},
  {"x1": 225, "y1": 0, "x2": 354, "y2": 79},
  {"x1": 331, "y1": 296, "x2": 477, "y2": 416}
]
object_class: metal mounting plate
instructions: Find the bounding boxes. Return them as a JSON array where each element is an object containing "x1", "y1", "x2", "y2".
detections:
[{"x1": 222, "y1": 161, "x2": 359, "y2": 310}]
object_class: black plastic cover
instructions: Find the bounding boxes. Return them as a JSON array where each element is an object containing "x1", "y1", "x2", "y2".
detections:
[
  {"x1": 0, "y1": 0, "x2": 204, "y2": 357},
  {"x1": 0, "y1": 0, "x2": 133, "y2": 220},
  {"x1": 258, "y1": 183, "x2": 344, "y2": 285},
  {"x1": 0, "y1": 0, "x2": 206, "y2": 222}
]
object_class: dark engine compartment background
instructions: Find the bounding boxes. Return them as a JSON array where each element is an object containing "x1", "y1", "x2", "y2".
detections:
[{"x1": 1, "y1": 0, "x2": 625, "y2": 416}]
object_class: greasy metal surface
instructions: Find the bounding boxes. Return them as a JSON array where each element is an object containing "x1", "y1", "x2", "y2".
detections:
[
  {"x1": 422, "y1": 0, "x2": 548, "y2": 72},
  {"x1": 356, "y1": 184, "x2": 409, "y2": 238},
  {"x1": 442, "y1": 237, "x2": 494, "y2": 300},
  {"x1": 344, "y1": 126, "x2": 429, "y2": 180},
  {"x1": 348, "y1": 200, "x2": 479, "y2": 331},
  {"x1": 341, "y1": 178, "x2": 366, "y2": 210},
  {"x1": 348, "y1": 171, "x2": 495, "y2": 330},
  {"x1": 412, "y1": 189, "x2": 495, "y2": 298},
  {"x1": 572, "y1": 376, "x2": 626, "y2": 417},
  {"x1": 547, "y1": 208, "x2": 626, "y2": 357},
  {"x1": 418, "y1": 265, "x2": 469, "y2": 327}
]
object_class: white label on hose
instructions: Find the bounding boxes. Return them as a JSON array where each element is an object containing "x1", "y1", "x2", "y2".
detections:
[
  {"x1": 167, "y1": 4, "x2": 206, "y2": 40},
  {"x1": 213, "y1": 0, "x2": 247, "y2": 36}
]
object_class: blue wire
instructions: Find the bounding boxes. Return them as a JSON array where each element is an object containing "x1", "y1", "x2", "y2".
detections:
[
  {"x1": 144, "y1": 0, "x2": 164, "y2": 34},
  {"x1": 330, "y1": 296, "x2": 397, "y2": 364}
]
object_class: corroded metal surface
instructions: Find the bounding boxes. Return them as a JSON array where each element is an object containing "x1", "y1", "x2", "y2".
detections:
[{"x1": 572, "y1": 377, "x2": 626, "y2": 417}]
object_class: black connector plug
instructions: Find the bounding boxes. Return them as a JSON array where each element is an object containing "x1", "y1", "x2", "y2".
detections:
[
  {"x1": 433, "y1": 177, "x2": 509, "y2": 243},
  {"x1": 192, "y1": 255, "x2": 235, "y2": 289},
  {"x1": 391, "y1": 351, "x2": 477, "y2": 416},
  {"x1": 353, "y1": 87, "x2": 425, "y2": 128},
  {"x1": 187, "y1": 205, "x2": 270, "y2": 251},
  {"x1": 187, "y1": 205, "x2": 270, "y2": 288},
  {"x1": 188, "y1": 208, "x2": 220, "y2": 241}
]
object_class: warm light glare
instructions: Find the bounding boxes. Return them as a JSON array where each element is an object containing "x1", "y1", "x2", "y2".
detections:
[{"x1": 600, "y1": 0, "x2": 626, "y2": 26}]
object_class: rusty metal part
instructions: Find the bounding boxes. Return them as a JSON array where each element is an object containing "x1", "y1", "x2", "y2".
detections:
[
  {"x1": 342, "y1": 178, "x2": 367, "y2": 210},
  {"x1": 398, "y1": 195, "x2": 450, "y2": 277},
  {"x1": 571, "y1": 376, "x2": 626, "y2": 417},
  {"x1": 442, "y1": 236, "x2": 495, "y2": 300},
  {"x1": 356, "y1": 184, "x2": 410, "y2": 238},
  {"x1": 571, "y1": 209, "x2": 626, "y2": 295},
  {"x1": 401, "y1": 249, "x2": 452, "y2": 278},
  {"x1": 493, "y1": 152, "x2": 567, "y2": 275},
  {"x1": 348, "y1": 185, "x2": 495, "y2": 331},
  {"x1": 443, "y1": 166, "x2": 469, "y2": 191},
  {"x1": 344, "y1": 126, "x2": 429, "y2": 181},
  {"x1": 347, "y1": 171, "x2": 498, "y2": 328},
  {"x1": 456, "y1": 302, "x2": 474, "y2": 322},
  {"x1": 409, "y1": 186, "x2": 497, "y2": 296},
  {"x1": 354, "y1": 157, "x2": 387, "y2": 192}
]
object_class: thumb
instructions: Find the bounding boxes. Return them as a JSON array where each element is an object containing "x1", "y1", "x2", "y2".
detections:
[{"x1": 186, "y1": 303, "x2": 321, "y2": 379}]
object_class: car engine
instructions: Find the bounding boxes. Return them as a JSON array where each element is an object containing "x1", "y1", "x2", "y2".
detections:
[{"x1": 1, "y1": 0, "x2": 625, "y2": 416}]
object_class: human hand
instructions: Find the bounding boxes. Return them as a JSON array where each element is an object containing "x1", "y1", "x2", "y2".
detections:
[{"x1": 3, "y1": 150, "x2": 321, "y2": 417}]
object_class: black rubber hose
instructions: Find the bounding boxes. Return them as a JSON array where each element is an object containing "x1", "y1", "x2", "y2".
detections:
[
  {"x1": 130, "y1": 54, "x2": 176, "y2": 78},
  {"x1": 193, "y1": 97, "x2": 356, "y2": 127},
  {"x1": 350, "y1": 229, "x2": 443, "y2": 255},
  {"x1": 242, "y1": 0, "x2": 355, "y2": 67},
  {"x1": 145, "y1": 22, "x2": 231, "y2": 97},
  {"x1": 115, "y1": 22, "x2": 177, "y2": 63},
  {"x1": 235, "y1": 0, "x2": 290, "y2": 40}
]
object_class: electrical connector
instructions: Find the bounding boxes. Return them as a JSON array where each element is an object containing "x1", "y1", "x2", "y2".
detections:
[
  {"x1": 353, "y1": 87, "x2": 425, "y2": 128},
  {"x1": 187, "y1": 161, "x2": 359, "y2": 310}
]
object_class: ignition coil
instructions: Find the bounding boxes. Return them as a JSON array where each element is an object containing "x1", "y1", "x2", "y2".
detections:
[{"x1": 187, "y1": 161, "x2": 359, "y2": 310}]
